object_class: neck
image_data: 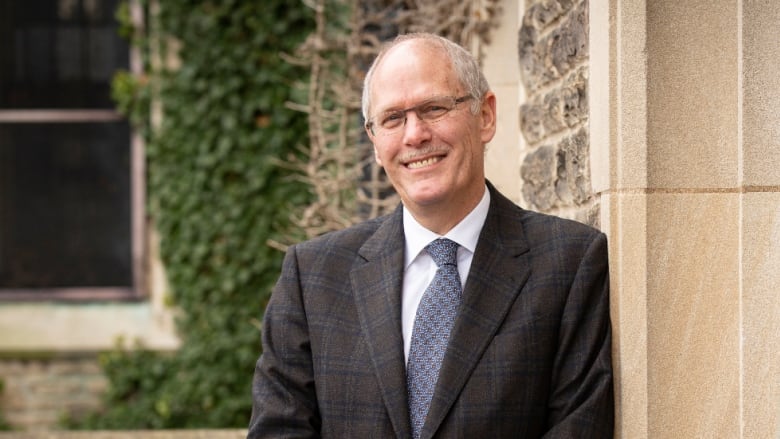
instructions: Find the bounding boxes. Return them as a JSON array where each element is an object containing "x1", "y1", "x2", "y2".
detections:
[{"x1": 408, "y1": 185, "x2": 486, "y2": 235}]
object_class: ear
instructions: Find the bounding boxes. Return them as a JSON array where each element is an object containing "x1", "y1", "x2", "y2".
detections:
[
  {"x1": 479, "y1": 92, "x2": 497, "y2": 144},
  {"x1": 366, "y1": 126, "x2": 383, "y2": 166}
]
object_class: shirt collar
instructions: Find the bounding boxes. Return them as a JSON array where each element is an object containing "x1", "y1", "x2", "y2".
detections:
[{"x1": 403, "y1": 185, "x2": 491, "y2": 269}]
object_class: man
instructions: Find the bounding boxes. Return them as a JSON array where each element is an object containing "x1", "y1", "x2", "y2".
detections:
[{"x1": 248, "y1": 33, "x2": 613, "y2": 438}]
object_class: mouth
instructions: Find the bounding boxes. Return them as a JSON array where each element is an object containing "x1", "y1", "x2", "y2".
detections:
[
  {"x1": 403, "y1": 148, "x2": 448, "y2": 169},
  {"x1": 406, "y1": 156, "x2": 442, "y2": 169}
]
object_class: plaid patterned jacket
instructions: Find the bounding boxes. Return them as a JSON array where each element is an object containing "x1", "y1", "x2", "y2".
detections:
[{"x1": 248, "y1": 182, "x2": 614, "y2": 438}]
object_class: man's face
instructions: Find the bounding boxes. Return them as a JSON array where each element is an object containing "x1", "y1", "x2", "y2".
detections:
[{"x1": 366, "y1": 41, "x2": 496, "y2": 223}]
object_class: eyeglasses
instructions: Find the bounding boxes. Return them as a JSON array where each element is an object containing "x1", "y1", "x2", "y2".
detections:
[{"x1": 365, "y1": 95, "x2": 474, "y2": 137}]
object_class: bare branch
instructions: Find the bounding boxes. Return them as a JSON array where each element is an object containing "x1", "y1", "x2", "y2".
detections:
[{"x1": 276, "y1": 0, "x2": 500, "y2": 245}]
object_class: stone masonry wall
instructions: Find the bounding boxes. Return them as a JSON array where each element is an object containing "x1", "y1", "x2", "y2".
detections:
[
  {"x1": 518, "y1": 0, "x2": 598, "y2": 227},
  {"x1": 0, "y1": 356, "x2": 106, "y2": 431}
]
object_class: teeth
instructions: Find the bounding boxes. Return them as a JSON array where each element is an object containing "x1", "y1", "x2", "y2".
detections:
[{"x1": 407, "y1": 157, "x2": 440, "y2": 169}]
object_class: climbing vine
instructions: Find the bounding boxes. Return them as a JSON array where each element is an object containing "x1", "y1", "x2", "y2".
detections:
[
  {"x1": 70, "y1": 0, "x2": 314, "y2": 428},
  {"x1": 279, "y1": 0, "x2": 501, "y2": 245}
]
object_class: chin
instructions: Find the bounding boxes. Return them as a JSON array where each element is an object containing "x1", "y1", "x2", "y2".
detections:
[{"x1": 403, "y1": 189, "x2": 449, "y2": 208}]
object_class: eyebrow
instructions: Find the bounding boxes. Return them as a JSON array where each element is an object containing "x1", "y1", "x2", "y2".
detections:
[{"x1": 376, "y1": 96, "x2": 448, "y2": 115}]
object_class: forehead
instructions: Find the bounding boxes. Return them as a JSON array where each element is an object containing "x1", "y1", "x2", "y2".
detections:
[{"x1": 369, "y1": 40, "x2": 461, "y2": 112}]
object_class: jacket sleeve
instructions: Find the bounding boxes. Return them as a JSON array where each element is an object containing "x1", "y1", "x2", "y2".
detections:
[
  {"x1": 247, "y1": 245, "x2": 322, "y2": 439},
  {"x1": 543, "y1": 231, "x2": 615, "y2": 438}
]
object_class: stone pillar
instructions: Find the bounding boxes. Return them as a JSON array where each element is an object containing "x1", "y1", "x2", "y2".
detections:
[
  {"x1": 740, "y1": 1, "x2": 780, "y2": 436},
  {"x1": 481, "y1": 0, "x2": 522, "y2": 204},
  {"x1": 590, "y1": 0, "x2": 780, "y2": 437}
]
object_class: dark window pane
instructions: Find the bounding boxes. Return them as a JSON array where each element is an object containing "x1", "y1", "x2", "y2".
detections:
[
  {"x1": 0, "y1": 122, "x2": 132, "y2": 289},
  {"x1": 0, "y1": 0, "x2": 129, "y2": 109}
]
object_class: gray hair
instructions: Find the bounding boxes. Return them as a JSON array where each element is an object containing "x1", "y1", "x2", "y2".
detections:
[{"x1": 361, "y1": 33, "x2": 490, "y2": 121}]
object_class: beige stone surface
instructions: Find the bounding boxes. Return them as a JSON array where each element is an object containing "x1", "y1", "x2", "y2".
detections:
[
  {"x1": 592, "y1": 0, "x2": 779, "y2": 437},
  {"x1": 590, "y1": 0, "x2": 649, "y2": 192},
  {"x1": 742, "y1": 0, "x2": 780, "y2": 187},
  {"x1": 483, "y1": 0, "x2": 523, "y2": 205},
  {"x1": 480, "y1": 0, "x2": 521, "y2": 87},
  {"x1": 602, "y1": 193, "x2": 649, "y2": 439},
  {"x1": 485, "y1": 82, "x2": 522, "y2": 205},
  {"x1": 587, "y1": 0, "x2": 614, "y2": 195},
  {"x1": 646, "y1": 0, "x2": 739, "y2": 189},
  {"x1": 616, "y1": 0, "x2": 649, "y2": 191},
  {"x1": 741, "y1": 192, "x2": 780, "y2": 438},
  {"x1": 646, "y1": 193, "x2": 740, "y2": 438},
  {"x1": 0, "y1": 303, "x2": 179, "y2": 352},
  {"x1": 0, "y1": 356, "x2": 107, "y2": 431}
]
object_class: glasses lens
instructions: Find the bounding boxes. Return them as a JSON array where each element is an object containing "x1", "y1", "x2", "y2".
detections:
[
  {"x1": 370, "y1": 95, "x2": 470, "y2": 136},
  {"x1": 416, "y1": 97, "x2": 456, "y2": 121}
]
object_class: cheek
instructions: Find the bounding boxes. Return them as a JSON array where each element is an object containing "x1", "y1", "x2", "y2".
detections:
[
  {"x1": 372, "y1": 139, "x2": 401, "y2": 168},
  {"x1": 459, "y1": 138, "x2": 486, "y2": 175}
]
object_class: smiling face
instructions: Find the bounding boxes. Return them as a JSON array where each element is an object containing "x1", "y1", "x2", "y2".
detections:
[{"x1": 366, "y1": 39, "x2": 496, "y2": 234}]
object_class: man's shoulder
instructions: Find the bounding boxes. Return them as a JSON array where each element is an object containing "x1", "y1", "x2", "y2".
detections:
[
  {"x1": 295, "y1": 212, "x2": 393, "y2": 253},
  {"x1": 489, "y1": 185, "x2": 603, "y2": 243},
  {"x1": 520, "y1": 208, "x2": 603, "y2": 240}
]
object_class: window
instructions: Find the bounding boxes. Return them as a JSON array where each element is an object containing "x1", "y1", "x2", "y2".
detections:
[{"x1": 0, "y1": 0, "x2": 144, "y2": 300}]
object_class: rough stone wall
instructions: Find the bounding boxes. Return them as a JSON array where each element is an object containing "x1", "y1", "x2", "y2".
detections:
[
  {"x1": 0, "y1": 356, "x2": 106, "y2": 430},
  {"x1": 518, "y1": 0, "x2": 598, "y2": 227}
]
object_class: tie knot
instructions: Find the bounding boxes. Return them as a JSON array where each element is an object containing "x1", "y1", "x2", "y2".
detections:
[{"x1": 426, "y1": 238, "x2": 459, "y2": 267}]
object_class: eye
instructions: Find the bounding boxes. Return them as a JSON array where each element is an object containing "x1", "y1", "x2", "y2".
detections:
[
  {"x1": 380, "y1": 111, "x2": 405, "y2": 128},
  {"x1": 418, "y1": 101, "x2": 451, "y2": 120}
]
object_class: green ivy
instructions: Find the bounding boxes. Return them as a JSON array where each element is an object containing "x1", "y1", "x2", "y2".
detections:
[{"x1": 69, "y1": 0, "x2": 314, "y2": 429}]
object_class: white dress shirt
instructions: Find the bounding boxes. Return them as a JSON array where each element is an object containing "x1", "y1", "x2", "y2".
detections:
[{"x1": 401, "y1": 186, "x2": 491, "y2": 363}]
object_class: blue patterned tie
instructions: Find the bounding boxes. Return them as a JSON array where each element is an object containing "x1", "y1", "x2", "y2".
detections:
[{"x1": 407, "y1": 238, "x2": 462, "y2": 439}]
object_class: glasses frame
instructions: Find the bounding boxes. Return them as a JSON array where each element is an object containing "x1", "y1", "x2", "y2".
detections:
[{"x1": 365, "y1": 94, "x2": 474, "y2": 137}]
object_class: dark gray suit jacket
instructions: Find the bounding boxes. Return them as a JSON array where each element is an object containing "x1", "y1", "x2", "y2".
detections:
[{"x1": 249, "y1": 183, "x2": 613, "y2": 438}]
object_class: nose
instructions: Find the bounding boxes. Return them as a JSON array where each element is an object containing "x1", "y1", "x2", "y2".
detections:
[{"x1": 401, "y1": 111, "x2": 432, "y2": 146}]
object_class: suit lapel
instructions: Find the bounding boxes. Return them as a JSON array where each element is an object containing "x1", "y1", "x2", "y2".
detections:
[
  {"x1": 350, "y1": 206, "x2": 412, "y2": 439},
  {"x1": 423, "y1": 186, "x2": 532, "y2": 438}
]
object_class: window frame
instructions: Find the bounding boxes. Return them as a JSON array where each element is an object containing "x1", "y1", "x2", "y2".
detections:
[{"x1": 0, "y1": 1, "x2": 146, "y2": 302}]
